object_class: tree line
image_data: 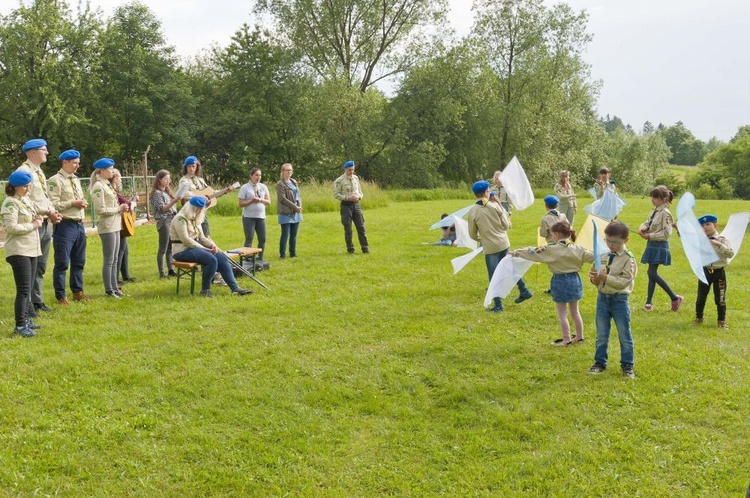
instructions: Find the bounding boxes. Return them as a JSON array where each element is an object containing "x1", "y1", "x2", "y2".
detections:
[{"x1": 1, "y1": 0, "x2": 747, "y2": 197}]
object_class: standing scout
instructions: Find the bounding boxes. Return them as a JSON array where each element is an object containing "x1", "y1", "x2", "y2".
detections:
[
  {"x1": 694, "y1": 214, "x2": 734, "y2": 328},
  {"x1": 333, "y1": 160, "x2": 369, "y2": 254},
  {"x1": 47, "y1": 150, "x2": 90, "y2": 305},
  {"x1": 15, "y1": 139, "x2": 62, "y2": 314},
  {"x1": 468, "y1": 180, "x2": 532, "y2": 312},
  {"x1": 588, "y1": 221, "x2": 638, "y2": 378}
]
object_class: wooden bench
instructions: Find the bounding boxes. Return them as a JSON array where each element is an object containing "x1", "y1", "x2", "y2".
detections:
[
  {"x1": 225, "y1": 247, "x2": 263, "y2": 274},
  {"x1": 171, "y1": 247, "x2": 263, "y2": 295},
  {"x1": 171, "y1": 261, "x2": 200, "y2": 294}
]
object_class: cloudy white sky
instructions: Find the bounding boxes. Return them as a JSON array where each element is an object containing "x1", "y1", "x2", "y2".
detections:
[{"x1": 2, "y1": 0, "x2": 748, "y2": 141}]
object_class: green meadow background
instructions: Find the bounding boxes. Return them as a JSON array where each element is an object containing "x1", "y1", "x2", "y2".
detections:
[{"x1": 0, "y1": 189, "x2": 748, "y2": 496}]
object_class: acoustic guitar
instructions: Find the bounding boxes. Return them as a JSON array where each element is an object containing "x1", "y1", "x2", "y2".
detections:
[
  {"x1": 192, "y1": 182, "x2": 241, "y2": 208},
  {"x1": 121, "y1": 210, "x2": 136, "y2": 237}
]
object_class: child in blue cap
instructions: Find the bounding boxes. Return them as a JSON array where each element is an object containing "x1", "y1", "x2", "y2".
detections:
[{"x1": 694, "y1": 214, "x2": 734, "y2": 328}]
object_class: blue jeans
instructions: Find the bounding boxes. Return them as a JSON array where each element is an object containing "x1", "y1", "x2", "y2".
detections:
[
  {"x1": 53, "y1": 220, "x2": 87, "y2": 299},
  {"x1": 279, "y1": 222, "x2": 299, "y2": 257},
  {"x1": 173, "y1": 248, "x2": 240, "y2": 292},
  {"x1": 485, "y1": 249, "x2": 530, "y2": 309},
  {"x1": 595, "y1": 293, "x2": 634, "y2": 367}
]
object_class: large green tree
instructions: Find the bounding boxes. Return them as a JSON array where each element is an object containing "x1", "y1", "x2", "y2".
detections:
[
  {"x1": 0, "y1": 0, "x2": 99, "y2": 173},
  {"x1": 93, "y1": 2, "x2": 193, "y2": 171},
  {"x1": 657, "y1": 121, "x2": 707, "y2": 166},
  {"x1": 254, "y1": 0, "x2": 448, "y2": 92},
  {"x1": 471, "y1": 0, "x2": 599, "y2": 182},
  {"x1": 188, "y1": 25, "x2": 317, "y2": 183}
]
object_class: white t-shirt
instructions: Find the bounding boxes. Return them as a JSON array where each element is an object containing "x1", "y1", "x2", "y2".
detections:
[{"x1": 238, "y1": 182, "x2": 269, "y2": 219}]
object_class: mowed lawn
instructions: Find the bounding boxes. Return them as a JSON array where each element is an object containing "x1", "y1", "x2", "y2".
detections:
[{"x1": 0, "y1": 194, "x2": 748, "y2": 496}]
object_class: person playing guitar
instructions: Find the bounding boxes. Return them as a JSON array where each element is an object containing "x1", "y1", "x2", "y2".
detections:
[{"x1": 178, "y1": 155, "x2": 237, "y2": 237}]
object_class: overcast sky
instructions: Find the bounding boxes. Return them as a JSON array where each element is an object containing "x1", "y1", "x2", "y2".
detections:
[{"x1": 2, "y1": 0, "x2": 748, "y2": 141}]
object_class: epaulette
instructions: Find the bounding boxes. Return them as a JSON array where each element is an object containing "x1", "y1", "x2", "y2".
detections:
[{"x1": 625, "y1": 250, "x2": 635, "y2": 259}]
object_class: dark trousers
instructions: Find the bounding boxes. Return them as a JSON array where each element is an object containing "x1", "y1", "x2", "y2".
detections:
[
  {"x1": 33, "y1": 220, "x2": 52, "y2": 306},
  {"x1": 156, "y1": 222, "x2": 173, "y2": 277},
  {"x1": 696, "y1": 267, "x2": 727, "y2": 321},
  {"x1": 242, "y1": 217, "x2": 267, "y2": 260},
  {"x1": 53, "y1": 220, "x2": 87, "y2": 299},
  {"x1": 7, "y1": 255, "x2": 37, "y2": 327},
  {"x1": 340, "y1": 201, "x2": 368, "y2": 252},
  {"x1": 117, "y1": 233, "x2": 131, "y2": 280},
  {"x1": 279, "y1": 222, "x2": 299, "y2": 257}
]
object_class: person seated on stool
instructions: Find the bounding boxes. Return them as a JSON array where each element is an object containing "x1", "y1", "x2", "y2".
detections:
[{"x1": 170, "y1": 196, "x2": 252, "y2": 298}]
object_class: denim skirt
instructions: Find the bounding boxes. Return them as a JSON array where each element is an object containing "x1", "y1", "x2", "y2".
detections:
[
  {"x1": 551, "y1": 272, "x2": 583, "y2": 303},
  {"x1": 641, "y1": 240, "x2": 671, "y2": 265}
]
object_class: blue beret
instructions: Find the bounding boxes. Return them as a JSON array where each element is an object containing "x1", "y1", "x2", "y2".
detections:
[
  {"x1": 698, "y1": 214, "x2": 718, "y2": 225},
  {"x1": 343, "y1": 160, "x2": 355, "y2": 169},
  {"x1": 59, "y1": 149, "x2": 80, "y2": 161},
  {"x1": 189, "y1": 196, "x2": 207, "y2": 208},
  {"x1": 22, "y1": 139, "x2": 47, "y2": 152},
  {"x1": 183, "y1": 156, "x2": 198, "y2": 166},
  {"x1": 471, "y1": 180, "x2": 490, "y2": 195},
  {"x1": 8, "y1": 170, "x2": 33, "y2": 187},
  {"x1": 93, "y1": 158, "x2": 115, "y2": 169},
  {"x1": 544, "y1": 194, "x2": 559, "y2": 207}
]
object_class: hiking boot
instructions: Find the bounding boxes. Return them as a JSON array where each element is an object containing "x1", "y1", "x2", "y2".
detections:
[
  {"x1": 693, "y1": 317, "x2": 703, "y2": 325},
  {"x1": 671, "y1": 295, "x2": 684, "y2": 312},
  {"x1": 514, "y1": 292, "x2": 533, "y2": 304},
  {"x1": 200, "y1": 289, "x2": 214, "y2": 298},
  {"x1": 232, "y1": 288, "x2": 253, "y2": 296},
  {"x1": 588, "y1": 363, "x2": 606, "y2": 374},
  {"x1": 717, "y1": 320, "x2": 729, "y2": 329},
  {"x1": 105, "y1": 292, "x2": 121, "y2": 299},
  {"x1": 34, "y1": 303, "x2": 53, "y2": 313},
  {"x1": 168, "y1": 269, "x2": 177, "y2": 277},
  {"x1": 622, "y1": 365, "x2": 636, "y2": 379},
  {"x1": 73, "y1": 291, "x2": 91, "y2": 302},
  {"x1": 57, "y1": 297, "x2": 69, "y2": 306},
  {"x1": 25, "y1": 320, "x2": 42, "y2": 330},
  {"x1": 486, "y1": 305, "x2": 503, "y2": 313},
  {"x1": 13, "y1": 325, "x2": 36, "y2": 338}
]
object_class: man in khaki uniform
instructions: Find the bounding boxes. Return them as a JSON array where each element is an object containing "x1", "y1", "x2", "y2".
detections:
[
  {"x1": 15, "y1": 138, "x2": 62, "y2": 313},
  {"x1": 333, "y1": 160, "x2": 369, "y2": 254},
  {"x1": 47, "y1": 149, "x2": 89, "y2": 305}
]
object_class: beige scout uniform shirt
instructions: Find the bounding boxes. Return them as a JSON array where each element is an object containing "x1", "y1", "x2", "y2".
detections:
[
  {"x1": 1, "y1": 195, "x2": 42, "y2": 258},
  {"x1": 91, "y1": 179, "x2": 122, "y2": 234},
  {"x1": 540, "y1": 210, "x2": 569, "y2": 243},
  {"x1": 48, "y1": 170, "x2": 85, "y2": 221},
  {"x1": 333, "y1": 174, "x2": 363, "y2": 201},
  {"x1": 513, "y1": 241, "x2": 594, "y2": 274},
  {"x1": 554, "y1": 183, "x2": 577, "y2": 210},
  {"x1": 468, "y1": 200, "x2": 511, "y2": 254},
  {"x1": 169, "y1": 207, "x2": 213, "y2": 254},
  {"x1": 594, "y1": 247, "x2": 638, "y2": 295},
  {"x1": 178, "y1": 175, "x2": 208, "y2": 199},
  {"x1": 707, "y1": 235, "x2": 734, "y2": 269},
  {"x1": 17, "y1": 160, "x2": 55, "y2": 217},
  {"x1": 639, "y1": 204, "x2": 672, "y2": 241}
]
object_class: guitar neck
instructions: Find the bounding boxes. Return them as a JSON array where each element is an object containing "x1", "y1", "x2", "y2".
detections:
[{"x1": 208, "y1": 182, "x2": 240, "y2": 199}]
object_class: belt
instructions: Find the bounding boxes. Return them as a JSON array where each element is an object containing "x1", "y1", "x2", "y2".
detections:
[{"x1": 61, "y1": 218, "x2": 83, "y2": 224}]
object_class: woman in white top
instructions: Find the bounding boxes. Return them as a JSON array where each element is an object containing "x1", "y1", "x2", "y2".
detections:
[
  {"x1": 238, "y1": 168, "x2": 271, "y2": 261},
  {"x1": 90, "y1": 158, "x2": 129, "y2": 298}
]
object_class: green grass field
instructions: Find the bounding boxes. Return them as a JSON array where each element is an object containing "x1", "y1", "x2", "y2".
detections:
[{"x1": 1, "y1": 194, "x2": 748, "y2": 496}]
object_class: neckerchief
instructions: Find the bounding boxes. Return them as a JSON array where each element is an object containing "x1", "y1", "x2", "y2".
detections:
[{"x1": 605, "y1": 252, "x2": 617, "y2": 274}]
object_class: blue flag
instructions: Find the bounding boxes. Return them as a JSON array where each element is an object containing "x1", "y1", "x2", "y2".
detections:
[{"x1": 593, "y1": 219, "x2": 602, "y2": 272}]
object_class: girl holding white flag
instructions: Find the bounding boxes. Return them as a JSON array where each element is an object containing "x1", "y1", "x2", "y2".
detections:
[{"x1": 512, "y1": 221, "x2": 594, "y2": 346}]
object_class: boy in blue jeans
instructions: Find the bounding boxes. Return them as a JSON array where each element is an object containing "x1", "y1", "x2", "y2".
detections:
[{"x1": 588, "y1": 221, "x2": 638, "y2": 378}]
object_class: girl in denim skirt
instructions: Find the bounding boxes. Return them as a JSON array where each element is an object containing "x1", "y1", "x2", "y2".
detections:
[
  {"x1": 512, "y1": 221, "x2": 594, "y2": 346},
  {"x1": 638, "y1": 185, "x2": 683, "y2": 311}
]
